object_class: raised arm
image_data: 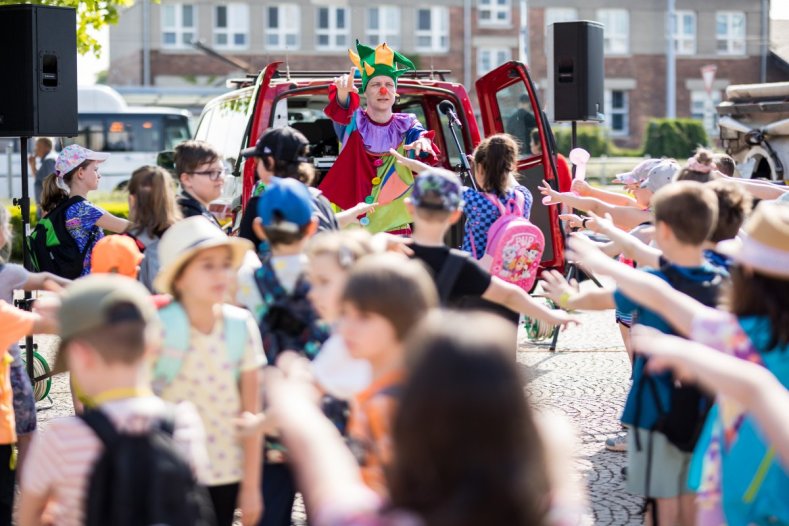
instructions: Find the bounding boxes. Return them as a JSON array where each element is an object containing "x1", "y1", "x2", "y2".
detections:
[
  {"x1": 539, "y1": 181, "x2": 651, "y2": 230},
  {"x1": 586, "y1": 212, "x2": 661, "y2": 268},
  {"x1": 483, "y1": 276, "x2": 580, "y2": 328},
  {"x1": 632, "y1": 326, "x2": 789, "y2": 470},
  {"x1": 572, "y1": 179, "x2": 639, "y2": 208},
  {"x1": 95, "y1": 212, "x2": 130, "y2": 234},
  {"x1": 566, "y1": 235, "x2": 710, "y2": 337},
  {"x1": 540, "y1": 270, "x2": 617, "y2": 311}
]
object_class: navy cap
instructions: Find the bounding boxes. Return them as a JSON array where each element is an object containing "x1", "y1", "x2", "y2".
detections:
[
  {"x1": 241, "y1": 126, "x2": 310, "y2": 163},
  {"x1": 256, "y1": 178, "x2": 314, "y2": 232}
]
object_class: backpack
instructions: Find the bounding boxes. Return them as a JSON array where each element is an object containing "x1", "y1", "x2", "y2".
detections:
[
  {"x1": 253, "y1": 260, "x2": 330, "y2": 364},
  {"x1": 151, "y1": 301, "x2": 248, "y2": 394},
  {"x1": 471, "y1": 190, "x2": 544, "y2": 292},
  {"x1": 27, "y1": 196, "x2": 97, "y2": 279},
  {"x1": 80, "y1": 408, "x2": 215, "y2": 526}
]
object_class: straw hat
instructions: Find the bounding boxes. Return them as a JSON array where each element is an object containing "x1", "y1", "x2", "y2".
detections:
[
  {"x1": 153, "y1": 216, "x2": 253, "y2": 294},
  {"x1": 717, "y1": 201, "x2": 789, "y2": 278}
]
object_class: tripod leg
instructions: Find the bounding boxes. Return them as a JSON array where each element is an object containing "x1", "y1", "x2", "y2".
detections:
[{"x1": 549, "y1": 263, "x2": 576, "y2": 352}]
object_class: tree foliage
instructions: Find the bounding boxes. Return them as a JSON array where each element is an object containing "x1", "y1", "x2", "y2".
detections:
[{"x1": 0, "y1": 0, "x2": 136, "y2": 55}]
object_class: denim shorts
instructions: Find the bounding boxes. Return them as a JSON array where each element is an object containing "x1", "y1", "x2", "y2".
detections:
[{"x1": 10, "y1": 366, "x2": 37, "y2": 435}]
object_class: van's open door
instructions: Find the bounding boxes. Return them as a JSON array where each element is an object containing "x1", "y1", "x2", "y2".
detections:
[{"x1": 476, "y1": 61, "x2": 564, "y2": 272}]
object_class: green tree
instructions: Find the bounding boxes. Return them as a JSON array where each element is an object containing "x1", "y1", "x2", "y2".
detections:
[{"x1": 0, "y1": 0, "x2": 135, "y2": 55}]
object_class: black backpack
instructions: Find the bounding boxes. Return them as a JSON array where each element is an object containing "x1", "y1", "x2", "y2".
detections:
[
  {"x1": 80, "y1": 409, "x2": 215, "y2": 526},
  {"x1": 638, "y1": 258, "x2": 725, "y2": 453},
  {"x1": 27, "y1": 196, "x2": 97, "y2": 279}
]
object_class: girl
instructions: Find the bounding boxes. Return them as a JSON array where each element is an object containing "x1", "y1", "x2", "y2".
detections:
[
  {"x1": 152, "y1": 216, "x2": 264, "y2": 526},
  {"x1": 264, "y1": 311, "x2": 587, "y2": 526},
  {"x1": 306, "y1": 230, "x2": 375, "y2": 399},
  {"x1": 567, "y1": 201, "x2": 789, "y2": 526},
  {"x1": 126, "y1": 165, "x2": 182, "y2": 292},
  {"x1": 0, "y1": 206, "x2": 69, "y2": 473},
  {"x1": 41, "y1": 144, "x2": 130, "y2": 275}
]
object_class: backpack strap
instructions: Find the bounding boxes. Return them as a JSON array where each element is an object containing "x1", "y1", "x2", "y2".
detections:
[
  {"x1": 80, "y1": 409, "x2": 121, "y2": 448},
  {"x1": 152, "y1": 301, "x2": 192, "y2": 393},
  {"x1": 435, "y1": 249, "x2": 468, "y2": 305},
  {"x1": 222, "y1": 305, "x2": 249, "y2": 380}
]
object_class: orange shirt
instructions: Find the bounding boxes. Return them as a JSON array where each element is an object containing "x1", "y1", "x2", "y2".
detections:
[
  {"x1": 346, "y1": 369, "x2": 404, "y2": 497},
  {"x1": 0, "y1": 301, "x2": 36, "y2": 444}
]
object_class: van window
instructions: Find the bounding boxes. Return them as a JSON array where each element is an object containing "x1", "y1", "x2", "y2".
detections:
[
  {"x1": 497, "y1": 83, "x2": 537, "y2": 159},
  {"x1": 199, "y1": 95, "x2": 251, "y2": 163}
]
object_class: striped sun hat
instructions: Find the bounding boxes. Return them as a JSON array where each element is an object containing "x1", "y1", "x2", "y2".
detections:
[{"x1": 717, "y1": 201, "x2": 789, "y2": 278}]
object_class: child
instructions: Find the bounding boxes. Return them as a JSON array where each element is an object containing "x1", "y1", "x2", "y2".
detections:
[
  {"x1": 0, "y1": 300, "x2": 57, "y2": 524},
  {"x1": 541, "y1": 181, "x2": 724, "y2": 525},
  {"x1": 174, "y1": 140, "x2": 225, "y2": 228},
  {"x1": 405, "y1": 168, "x2": 577, "y2": 329},
  {"x1": 18, "y1": 276, "x2": 209, "y2": 526},
  {"x1": 127, "y1": 165, "x2": 182, "y2": 291},
  {"x1": 339, "y1": 252, "x2": 438, "y2": 496},
  {"x1": 0, "y1": 205, "x2": 70, "y2": 473},
  {"x1": 264, "y1": 311, "x2": 587, "y2": 526},
  {"x1": 39, "y1": 144, "x2": 130, "y2": 275},
  {"x1": 243, "y1": 177, "x2": 330, "y2": 526},
  {"x1": 152, "y1": 216, "x2": 264, "y2": 526},
  {"x1": 566, "y1": 200, "x2": 789, "y2": 525}
]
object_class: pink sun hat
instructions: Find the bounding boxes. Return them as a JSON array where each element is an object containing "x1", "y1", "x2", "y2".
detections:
[{"x1": 54, "y1": 144, "x2": 110, "y2": 177}]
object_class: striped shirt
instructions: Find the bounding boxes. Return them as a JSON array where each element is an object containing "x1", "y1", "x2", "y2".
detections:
[{"x1": 21, "y1": 397, "x2": 208, "y2": 526}]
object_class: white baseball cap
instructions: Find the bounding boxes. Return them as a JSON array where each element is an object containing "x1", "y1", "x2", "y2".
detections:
[{"x1": 54, "y1": 144, "x2": 110, "y2": 177}]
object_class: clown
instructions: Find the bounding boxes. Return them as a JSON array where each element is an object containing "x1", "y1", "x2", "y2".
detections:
[{"x1": 319, "y1": 41, "x2": 439, "y2": 234}]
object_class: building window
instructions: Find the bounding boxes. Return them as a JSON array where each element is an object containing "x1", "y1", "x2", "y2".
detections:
[
  {"x1": 161, "y1": 4, "x2": 196, "y2": 49},
  {"x1": 316, "y1": 6, "x2": 349, "y2": 51},
  {"x1": 265, "y1": 5, "x2": 300, "y2": 50},
  {"x1": 671, "y1": 10, "x2": 696, "y2": 55},
  {"x1": 605, "y1": 90, "x2": 629, "y2": 137},
  {"x1": 716, "y1": 12, "x2": 746, "y2": 55},
  {"x1": 214, "y1": 4, "x2": 248, "y2": 49},
  {"x1": 479, "y1": 0, "x2": 511, "y2": 27},
  {"x1": 416, "y1": 7, "x2": 449, "y2": 52},
  {"x1": 478, "y1": 47, "x2": 511, "y2": 75},
  {"x1": 366, "y1": 7, "x2": 401, "y2": 49},
  {"x1": 596, "y1": 9, "x2": 628, "y2": 55},
  {"x1": 691, "y1": 90, "x2": 722, "y2": 137}
]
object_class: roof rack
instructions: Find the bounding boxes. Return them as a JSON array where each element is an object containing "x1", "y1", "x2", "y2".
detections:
[{"x1": 276, "y1": 70, "x2": 452, "y2": 81}]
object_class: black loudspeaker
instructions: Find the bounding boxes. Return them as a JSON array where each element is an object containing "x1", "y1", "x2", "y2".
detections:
[
  {"x1": 0, "y1": 4, "x2": 78, "y2": 137},
  {"x1": 547, "y1": 21, "x2": 605, "y2": 123}
]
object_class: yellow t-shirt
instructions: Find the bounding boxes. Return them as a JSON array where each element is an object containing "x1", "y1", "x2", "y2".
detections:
[{"x1": 158, "y1": 305, "x2": 265, "y2": 486}]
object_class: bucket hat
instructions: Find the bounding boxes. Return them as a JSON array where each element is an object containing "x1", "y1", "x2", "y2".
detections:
[{"x1": 717, "y1": 201, "x2": 789, "y2": 278}]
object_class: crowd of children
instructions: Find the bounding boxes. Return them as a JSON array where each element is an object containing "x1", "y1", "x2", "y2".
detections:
[{"x1": 1, "y1": 126, "x2": 788, "y2": 526}]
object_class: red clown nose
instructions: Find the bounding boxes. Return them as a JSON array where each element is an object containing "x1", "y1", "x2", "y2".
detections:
[{"x1": 378, "y1": 85, "x2": 389, "y2": 96}]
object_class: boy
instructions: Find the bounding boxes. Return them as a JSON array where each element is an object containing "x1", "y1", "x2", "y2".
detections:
[
  {"x1": 245, "y1": 177, "x2": 330, "y2": 526},
  {"x1": 541, "y1": 181, "x2": 723, "y2": 525},
  {"x1": 18, "y1": 275, "x2": 209, "y2": 526},
  {"x1": 406, "y1": 168, "x2": 575, "y2": 329},
  {"x1": 339, "y1": 253, "x2": 438, "y2": 496},
  {"x1": 174, "y1": 140, "x2": 224, "y2": 228}
]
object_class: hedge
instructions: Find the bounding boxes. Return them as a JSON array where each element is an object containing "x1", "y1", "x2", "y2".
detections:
[
  {"x1": 553, "y1": 125, "x2": 611, "y2": 157},
  {"x1": 642, "y1": 118, "x2": 708, "y2": 159},
  {"x1": 3, "y1": 201, "x2": 130, "y2": 263}
]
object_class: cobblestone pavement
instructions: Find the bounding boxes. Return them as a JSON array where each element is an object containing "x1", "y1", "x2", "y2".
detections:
[{"x1": 31, "y1": 282, "x2": 643, "y2": 525}]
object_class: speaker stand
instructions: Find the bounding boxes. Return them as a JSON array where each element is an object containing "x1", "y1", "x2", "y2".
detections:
[
  {"x1": 548, "y1": 121, "x2": 603, "y2": 352},
  {"x1": 12, "y1": 137, "x2": 36, "y2": 382}
]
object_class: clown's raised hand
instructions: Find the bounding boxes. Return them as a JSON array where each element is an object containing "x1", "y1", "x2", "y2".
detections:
[
  {"x1": 333, "y1": 66, "x2": 359, "y2": 107},
  {"x1": 403, "y1": 136, "x2": 437, "y2": 159}
]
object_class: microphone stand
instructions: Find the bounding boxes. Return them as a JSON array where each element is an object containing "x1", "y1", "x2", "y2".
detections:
[{"x1": 445, "y1": 117, "x2": 478, "y2": 191}]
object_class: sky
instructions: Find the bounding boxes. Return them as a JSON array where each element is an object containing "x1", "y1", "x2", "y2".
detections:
[{"x1": 77, "y1": 2, "x2": 789, "y2": 85}]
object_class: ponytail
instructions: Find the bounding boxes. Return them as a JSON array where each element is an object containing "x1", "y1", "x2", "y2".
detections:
[{"x1": 40, "y1": 173, "x2": 68, "y2": 214}]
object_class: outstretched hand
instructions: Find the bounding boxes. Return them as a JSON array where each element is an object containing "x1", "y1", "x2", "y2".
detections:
[
  {"x1": 389, "y1": 148, "x2": 431, "y2": 173},
  {"x1": 566, "y1": 234, "x2": 617, "y2": 274},
  {"x1": 403, "y1": 137, "x2": 437, "y2": 159},
  {"x1": 333, "y1": 66, "x2": 359, "y2": 106},
  {"x1": 538, "y1": 180, "x2": 563, "y2": 204},
  {"x1": 539, "y1": 269, "x2": 579, "y2": 309}
]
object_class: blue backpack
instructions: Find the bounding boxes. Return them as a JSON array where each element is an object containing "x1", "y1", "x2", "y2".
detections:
[{"x1": 151, "y1": 301, "x2": 248, "y2": 394}]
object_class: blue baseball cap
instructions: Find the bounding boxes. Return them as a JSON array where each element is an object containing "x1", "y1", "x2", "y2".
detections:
[{"x1": 256, "y1": 178, "x2": 314, "y2": 232}]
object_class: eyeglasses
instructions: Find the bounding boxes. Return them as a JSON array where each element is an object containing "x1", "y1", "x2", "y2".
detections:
[{"x1": 189, "y1": 169, "x2": 226, "y2": 181}]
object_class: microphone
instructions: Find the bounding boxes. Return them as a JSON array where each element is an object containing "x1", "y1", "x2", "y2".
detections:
[{"x1": 438, "y1": 100, "x2": 462, "y2": 127}]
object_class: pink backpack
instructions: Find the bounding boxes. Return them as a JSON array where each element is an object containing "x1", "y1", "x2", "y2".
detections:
[{"x1": 471, "y1": 190, "x2": 545, "y2": 291}]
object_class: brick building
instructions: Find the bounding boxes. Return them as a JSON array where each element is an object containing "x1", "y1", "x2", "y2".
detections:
[{"x1": 108, "y1": 0, "x2": 788, "y2": 147}]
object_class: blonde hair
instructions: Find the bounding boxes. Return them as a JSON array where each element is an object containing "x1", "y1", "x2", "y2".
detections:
[
  {"x1": 128, "y1": 165, "x2": 182, "y2": 238},
  {"x1": 306, "y1": 230, "x2": 375, "y2": 270}
]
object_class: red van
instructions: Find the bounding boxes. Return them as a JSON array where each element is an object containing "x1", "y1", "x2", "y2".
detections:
[{"x1": 194, "y1": 60, "x2": 566, "y2": 273}]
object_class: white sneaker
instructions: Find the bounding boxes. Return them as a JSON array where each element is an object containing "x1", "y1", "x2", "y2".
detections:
[{"x1": 605, "y1": 435, "x2": 628, "y2": 452}]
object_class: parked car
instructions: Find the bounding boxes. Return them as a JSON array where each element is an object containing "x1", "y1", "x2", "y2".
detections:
[
  {"x1": 193, "y1": 61, "x2": 567, "y2": 273},
  {"x1": 718, "y1": 81, "x2": 789, "y2": 182}
]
